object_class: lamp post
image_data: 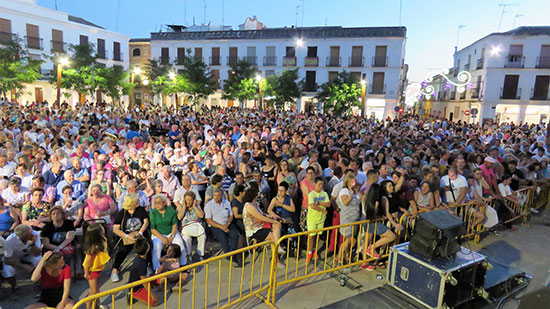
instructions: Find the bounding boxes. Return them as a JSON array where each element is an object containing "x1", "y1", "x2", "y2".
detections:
[
  {"x1": 56, "y1": 56, "x2": 69, "y2": 107},
  {"x1": 360, "y1": 74, "x2": 366, "y2": 117},
  {"x1": 129, "y1": 67, "x2": 141, "y2": 109},
  {"x1": 169, "y1": 71, "x2": 178, "y2": 112},
  {"x1": 256, "y1": 72, "x2": 263, "y2": 112}
]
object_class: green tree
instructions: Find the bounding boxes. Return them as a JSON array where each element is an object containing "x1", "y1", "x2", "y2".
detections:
[
  {"x1": 95, "y1": 65, "x2": 134, "y2": 103},
  {"x1": 143, "y1": 59, "x2": 171, "y2": 103},
  {"x1": 263, "y1": 69, "x2": 301, "y2": 110},
  {"x1": 180, "y1": 51, "x2": 215, "y2": 107},
  {"x1": 58, "y1": 43, "x2": 99, "y2": 99},
  {"x1": 0, "y1": 38, "x2": 42, "y2": 99},
  {"x1": 222, "y1": 59, "x2": 258, "y2": 107},
  {"x1": 315, "y1": 71, "x2": 361, "y2": 116}
]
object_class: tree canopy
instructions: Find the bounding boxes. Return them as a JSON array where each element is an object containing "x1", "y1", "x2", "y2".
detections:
[
  {"x1": 222, "y1": 59, "x2": 258, "y2": 105},
  {"x1": 0, "y1": 38, "x2": 42, "y2": 99},
  {"x1": 315, "y1": 71, "x2": 362, "y2": 116},
  {"x1": 263, "y1": 69, "x2": 301, "y2": 109}
]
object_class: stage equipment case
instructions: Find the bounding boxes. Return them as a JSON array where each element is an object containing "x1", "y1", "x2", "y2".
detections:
[{"x1": 388, "y1": 242, "x2": 487, "y2": 309}]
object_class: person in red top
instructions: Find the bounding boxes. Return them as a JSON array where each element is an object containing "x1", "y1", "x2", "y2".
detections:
[{"x1": 27, "y1": 251, "x2": 74, "y2": 309}]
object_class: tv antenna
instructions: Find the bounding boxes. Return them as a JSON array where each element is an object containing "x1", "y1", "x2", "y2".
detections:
[
  {"x1": 203, "y1": 0, "x2": 207, "y2": 25},
  {"x1": 513, "y1": 14, "x2": 523, "y2": 28},
  {"x1": 498, "y1": 2, "x2": 518, "y2": 31}
]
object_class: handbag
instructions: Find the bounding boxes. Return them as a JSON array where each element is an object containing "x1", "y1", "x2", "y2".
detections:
[
  {"x1": 122, "y1": 231, "x2": 139, "y2": 246},
  {"x1": 60, "y1": 245, "x2": 75, "y2": 255}
]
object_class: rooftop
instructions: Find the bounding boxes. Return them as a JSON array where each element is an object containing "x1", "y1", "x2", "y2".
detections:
[
  {"x1": 458, "y1": 26, "x2": 550, "y2": 53},
  {"x1": 150, "y1": 26, "x2": 406, "y2": 41},
  {"x1": 67, "y1": 15, "x2": 104, "y2": 30}
]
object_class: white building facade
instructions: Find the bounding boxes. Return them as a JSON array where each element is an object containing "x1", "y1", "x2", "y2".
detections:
[
  {"x1": 0, "y1": 0, "x2": 129, "y2": 106},
  {"x1": 140, "y1": 26, "x2": 407, "y2": 118},
  {"x1": 431, "y1": 27, "x2": 550, "y2": 125}
]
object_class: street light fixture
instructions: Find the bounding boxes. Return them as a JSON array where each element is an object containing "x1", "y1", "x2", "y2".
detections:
[
  {"x1": 295, "y1": 38, "x2": 305, "y2": 48},
  {"x1": 56, "y1": 56, "x2": 69, "y2": 107},
  {"x1": 169, "y1": 71, "x2": 176, "y2": 80},
  {"x1": 256, "y1": 72, "x2": 263, "y2": 112},
  {"x1": 489, "y1": 45, "x2": 501, "y2": 57},
  {"x1": 129, "y1": 66, "x2": 142, "y2": 109}
]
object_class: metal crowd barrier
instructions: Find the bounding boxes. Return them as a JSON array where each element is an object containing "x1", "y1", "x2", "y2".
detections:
[
  {"x1": 72, "y1": 241, "x2": 277, "y2": 309},
  {"x1": 269, "y1": 219, "x2": 387, "y2": 303},
  {"x1": 74, "y1": 185, "x2": 549, "y2": 309}
]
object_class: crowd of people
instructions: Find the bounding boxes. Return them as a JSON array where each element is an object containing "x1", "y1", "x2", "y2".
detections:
[{"x1": 0, "y1": 99, "x2": 549, "y2": 308}]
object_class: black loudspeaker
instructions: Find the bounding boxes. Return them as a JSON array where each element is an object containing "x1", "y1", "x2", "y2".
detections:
[{"x1": 409, "y1": 209, "x2": 465, "y2": 259}]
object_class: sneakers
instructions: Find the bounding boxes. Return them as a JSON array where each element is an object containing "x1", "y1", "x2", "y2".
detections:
[
  {"x1": 531, "y1": 208, "x2": 539, "y2": 214},
  {"x1": 278, "y1": 247, "x2": 286, "y2": 255},
  {"x1": 365, "y1": 246, "x2": 380, "y2": 258},
  {"x1": 360, "y1": 263, "x2": 376, "y2": 271},
  {"x1": 111, "y1": 271, "x2": 120, "y2": 283},
  {"x1": 305, "y1": 251, "x2": 318, "y2": 264}
]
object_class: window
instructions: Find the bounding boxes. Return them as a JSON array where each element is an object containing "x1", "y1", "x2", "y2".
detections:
[
  {"x1": 265, "y1": 70, "x2": 275, "y2": 78},
  {"x1": 113, "y1": 41, "x2": 121, "y2": 61},
  {"x1": 246, "y1": 46, "x2": 256, "y2": 64},
  {"x1": 211, "y1": 69, "x2": 220, "y2": 89},
  {"x1": 79, "y1": 35, "x2": 88, "y2": 46},
  {"x1": 97, "y1": 38, "x2": 106, "y2": 59},
  {"x1": 285, "y1": 46, "x2": 295, "y2": 57},
  {"x1": 351, "y1": 46, "x2": 363, "y2": 66},
  {"x1": 304, "y1": 71, "x2": 316, "y2": 92},
  {"x1": 228, "y1": 47, "x2": 238, "y2": 65},
  {"x1": 328, "y1": 71, "x2": 338, "y2": 81},
  {"x1": 532, "y1": 75, "x2": 550, "y2": 100},
  {"x1": 501, "y1": 75, "x2": 520, "y2": 99},
  {"x1": 371, "y1": 72, "x2": 385, "y2": 94},
  {"x1": 0, "y1": 18, "x2": 12, "y2": 42},
  {"x1": 177, "y1": 48, "x2": 185, "y2": 65},
  {"x1": 211, "y1": 47, "x2": 220, "y2": 65},
  {"x1": 132, "y1": 48, "x2": 141, "y2": 56},
  {"x1": 25, "y1": 23, "x2": 41, "y2": 49},
  {"x1": 51, "y1": 29, "x2": 63, "y2": 52},
  {"x1": 264, "y1": 46, "x2": 276, "y2": 66},
  {"x1": 161, "y1": 48, "x2": 170, "y2": 64},
  {"x1": 194, "y1": 47, "x2": 203, "y2": 60},
  {"x1": 374, "y1": 46, "x2": 387, "y2": 67}
]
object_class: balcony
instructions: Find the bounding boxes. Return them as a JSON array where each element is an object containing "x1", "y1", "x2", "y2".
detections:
[
  {"x1": 160, "y1": 56, "x2": 170, "y2": 65},
  {"x1": 263, "y1": 56, "x2": 277, "y2": 66},
  {"x1": 349, "y1": 57, "x2": 364, "y2": 67},
  {"x1": 500, "y1": 87, "x2": 522, "y2": 100},
  {"x1": 470, "y1": 87, "x2": 481, "y2": 99},
  {"x1": 227, "y1": 56, "x2": 238, "y2": 66},
  {"x1": 372, "y1": 56, "x2": 388, "y2": 67},
  {"x1": 531, "y1": 88, "x2": 550, "y2": 100},
  {"x1": 464, "y1": 63, "x2": 470, "y2": 71},
  {"x1": 450, "y1": 91, "x2": 456, "y2": 100},
  {"x1": 0, "y1": 31, "x2": 16, "y2": 43},
  {"x1": 242, "y1": 56, "x2": 257, "y2": 65},
  {"x1": 97, "y1": 49, "x2": 108, "y2": 60},
  {"x1": 505, "y1": 55, "x2": 525, "y2": 68},
  {"x1": 326, "y1": 56, "x2": 341, "y2": 67},
  {"x1": 50, "y1": 40, "x2": 67, "y2": 53},
  {"x1": 369, "y1": 84, "x2": 386, "y2": 94},
  {"x1": 113, "y1": 52, "x2": 123, "y2": 62},
  {"x1": 283, "y1": 56, "x2": 296, "y2": 67},
  {"x1": 303, "y1": 83, "x2": 317, "y2": 92},
  {"x1": 210, "y1": 56, "x2": 221, "y2": 65},
  {"x1": 476, "y1": 58, "x2": 484, "y2": 70},
  {"x1": 304, "y1": 57, "x2": 318, "y2": 67},
  {"x1": 459, "y1": 90, "x2": 466, "y2": 100},
  {"x1": 25, "y1": 36, "x2": 43, "y2": 50},
  {"x1": 536, "y1": 57, "x2": 550, "y2": 69}
]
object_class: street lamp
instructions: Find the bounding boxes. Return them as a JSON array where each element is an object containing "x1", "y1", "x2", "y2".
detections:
[
  {"x1": 56, "y1": 56, "x2": 69, "y2": 107},
  {"x1": 129, "y1": 67, "x2": 142, "y2": 109},
  {"x1": 169, "y1": 71, "x2": 179, "y2": 111},
  {"x1": 256, "y1": 72, "x2": 263, "y2": 112},
  {"x1": 295, "y1": 38, "x2": 305, "y2": 48},
  {"x1": 489, "y1": 45, "x2": 501, "y2": 57},
  {"x1": 360, "y1": 74, "x2": 367, "y2": 117}
]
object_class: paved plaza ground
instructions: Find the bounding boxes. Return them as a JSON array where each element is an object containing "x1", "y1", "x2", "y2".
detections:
[{"x1": 2, "y1": 210, "x2": 549, "y2": 309}]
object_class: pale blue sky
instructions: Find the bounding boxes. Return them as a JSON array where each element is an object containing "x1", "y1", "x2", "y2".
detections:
[{"x1": 38, "y1": 0, "x2": 550, "y2": 82}]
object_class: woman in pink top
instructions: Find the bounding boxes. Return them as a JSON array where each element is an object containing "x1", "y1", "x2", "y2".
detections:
[
  {"x1": 83, "y1": 184, "x2": 117, "y2": 225},
  {"x1": 299, "y1": 167, "x2": 316, "y2": 231}
]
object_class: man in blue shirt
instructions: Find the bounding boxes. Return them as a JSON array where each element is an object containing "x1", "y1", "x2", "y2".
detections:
[
  {"x1": 56, "y1": 170, "x2": 86, "y2": 202},
  {"x1": 168, "y1": 124, "x2": 181, "y2": 148},
  {"x1": 230, "y1": 126, "x2": 242, "y2": 145}
]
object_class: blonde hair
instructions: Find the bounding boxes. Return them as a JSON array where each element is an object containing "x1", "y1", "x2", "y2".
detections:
[
  {"x1": 122, "y1": 193, "x2": 139, "y2": 210},
  {"x1": 342, "y1": 173, "x2": 356, "y2": 189}
]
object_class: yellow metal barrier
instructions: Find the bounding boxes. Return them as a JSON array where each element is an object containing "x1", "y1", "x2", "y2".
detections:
[
  {"x1": 269, "y1": 219, "x2": 389, "y2": 303},
  {"x1": 72, "y1": 240, "x2": 277, "y2": 309},
  {"x1": 79, "y1": 186, "x2": 548, "y2": 308}
]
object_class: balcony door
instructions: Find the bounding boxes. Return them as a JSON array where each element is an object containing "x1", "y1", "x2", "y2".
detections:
[
  {"x1": 265, "y1": 46, "x2": 276, "y2": 65},
  {"x1": 329, "y1": 46, "x2": 340, "y2": 66},
  {"x1": 26, "y1": 23, "x2": 40, "y2": 49},
  {"x1": 533, "y1": 75, "x2": 549, "y2": 100},
  {"x1": 51, "y1": 29, "x2": 63, "y2": 52},
  {"x1": 372, "y1": 72, "x2": 385, "y2": 94},
  {"x1": 351, "y1": 46, "x2": 363, "y2": 66},
  {"x1": 211, "y1": 47, "x2": 220, "y2": 65},
  {"x1": 229, "y1": 47, "x2": 238, "y2": 65},
  {"x1": 374, "y1": 46, "x2": 387, "y2": 66},
  {"x1": 246, "y1": 46, "x2": 256, "y2": 64},
  {"x1": 539, "y1": 45, "x2": 550, "y2": 68},
  {"x1": 502, "y1": 75, "x2": 519, "y2": 99},
  {"x1": 97, "y1": 38, "x2": 105, "y2": 58}
]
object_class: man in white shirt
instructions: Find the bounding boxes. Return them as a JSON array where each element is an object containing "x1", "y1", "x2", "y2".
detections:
[
  {"x1": 3, "y1": 225, "x2": 42, "y2": 279},
  {"x1": 0, "y1": 154, "x2": 16, "y2": 178},
  {"x1": 440, "y1": 167, "x2": 467, "y2": 205}
]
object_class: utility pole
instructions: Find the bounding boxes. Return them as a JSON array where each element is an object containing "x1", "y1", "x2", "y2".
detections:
[{"x1": 498, "y1": 2, "x2": 518, "y2": 31}]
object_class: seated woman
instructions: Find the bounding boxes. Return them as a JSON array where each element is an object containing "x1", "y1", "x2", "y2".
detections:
[
  {"x1": 83, "y1": 184, "x2": 117, "y2": 225},
  {"x1": 150, "y1": 194, "x2": 187, "y2": 271},
  {"x1": 0, "y1": 196, "x2": 19, "y2": 237},
  {"x1": 55, "y1": 185, "x2": 84, "y2": 226},
  {"x1": 414, "y1": 181, "x2": 435, "y2": 212},
  {"x1": 26, "y1": 251, "x2": 74, "y2": 309},
  {"x1": 111, "y1": 193, "x2": 149, "y2": 283},
  {"x1": 88, "y1": 169, "x2": 112, "y2": 198},
  {"x1": 41, "y1": 207, "x2": 76, "y2": 264},
  {"x1": 360, "y1": 183, "x2": 396, "y2": 271},
  {"x1": 22, "y1": 188, "x2": 51, "y2": 231},
  {"x1": 267, "y1": 181, "x2": 296, "y2": 224},
  {"x1": 242, "y1": 188, "x2": 285, "y2": 265},
  {"x1": 177, "y1": 191, "x2": 206, "y2": 261},
  {"x1": 379, "y1": 180, "x2": 405, "y2": 233}
]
